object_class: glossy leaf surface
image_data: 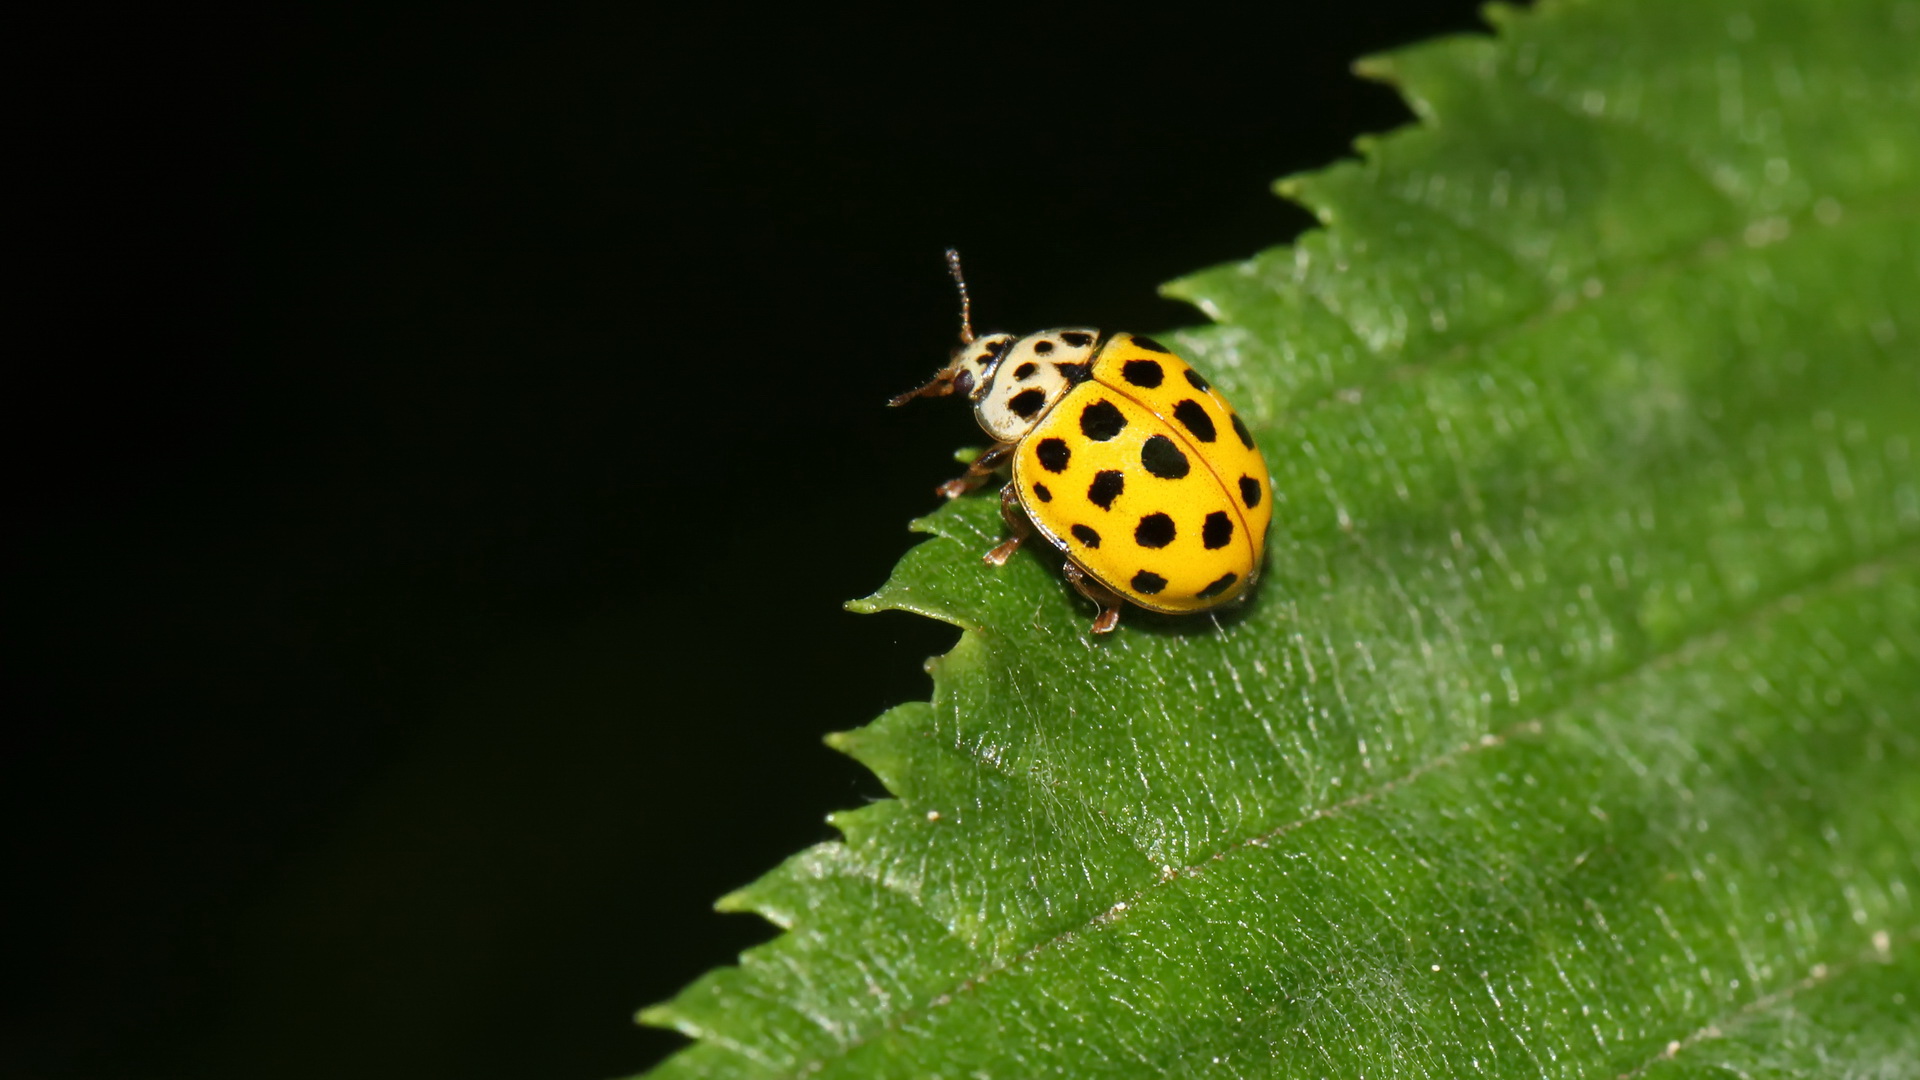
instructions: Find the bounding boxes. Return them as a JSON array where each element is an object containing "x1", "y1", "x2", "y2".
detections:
[{"x1": 641, "y1": 1, "x2": 1920, "y2": 1075}]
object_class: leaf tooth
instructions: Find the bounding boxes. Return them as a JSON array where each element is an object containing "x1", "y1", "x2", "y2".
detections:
[
  {"x1": 645, "y1": 837, "x2": 990, "y2": 1071},
  {"x1": 827, "y1": 802, "x2": 918, "y2": 861},
  {"x1": 1274, "y1": 162, "x2": 1365, "y2": 223},
  {"x1": 634, "y1": 970, "x2": 725, "y2": 1037},
  {"x1": 620, "y1": 1037, "x2": 742, "y2": 1080},
  {"x1": 846, "y1": 535, "x2": 993, "y2": 630},
  {"x1": 715, "y1": 841, "x2": 855, "y2": 925},
  {"x1": 1350, "y1": 52, "x2": 1399, "y2": 86},
  {"x1": 1280, "y1": 163, "x2": 1362, "y2": 224},
  {"x1": 1379, "y1": 34, "x2": 1503, "y2": 125},
  {"x1": 637, "y1": 965, "x2": 802, "y2": 1072},
  {"x1": 826, "y1": 702, "x2": 934, "y2": 799}
]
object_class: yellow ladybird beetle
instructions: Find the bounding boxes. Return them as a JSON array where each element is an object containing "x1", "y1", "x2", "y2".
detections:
[{"x1": 892, "y1": 251, "x2": 1272, "y2": 634}]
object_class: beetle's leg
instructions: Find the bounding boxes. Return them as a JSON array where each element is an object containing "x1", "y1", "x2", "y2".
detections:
[
  {"x1": 937, "y1": 441, "x2": 1017, "y2": 500},
  {"x1": 983, "y1": 483, "x2": 1030, "y2": 566},
  {"x1": 1062, "y1": 562, "x2": 1124, "y2": 634},
  {"x1": 888, "y1": 368, "x2": 959, "y2": 407}
]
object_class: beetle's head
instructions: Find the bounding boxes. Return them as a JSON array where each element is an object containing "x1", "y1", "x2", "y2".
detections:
[{"x1": 888, "y1": 332, "x2": 1012, "y2": 408}]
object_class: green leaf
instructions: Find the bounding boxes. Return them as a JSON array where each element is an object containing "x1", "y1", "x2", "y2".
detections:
[{"x1": 640, "y1": 0, "x2": 1920, "y2": 1075}]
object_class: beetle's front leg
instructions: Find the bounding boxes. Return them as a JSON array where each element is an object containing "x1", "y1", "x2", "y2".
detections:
[
  {"x1": 937, "y1": 441, "x2": 1017, "y2": 500},
  {"x1": 983, "y1": 482, "x2": 1030, "y2": 566}
]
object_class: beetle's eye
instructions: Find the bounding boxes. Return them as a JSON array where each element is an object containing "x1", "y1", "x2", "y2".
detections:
[{"x1": 954, "y1": 370, "x2": 975, "y2": 397}]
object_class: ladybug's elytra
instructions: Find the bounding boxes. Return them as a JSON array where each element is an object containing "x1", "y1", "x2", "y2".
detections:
[{"x1": 892, "y1": 251, "x2": 1271, "y2": 634}]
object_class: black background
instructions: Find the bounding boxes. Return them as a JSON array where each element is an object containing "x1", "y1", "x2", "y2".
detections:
[{"x1": 10, "y1": 2, "x2": 1486, "y2": 1077}]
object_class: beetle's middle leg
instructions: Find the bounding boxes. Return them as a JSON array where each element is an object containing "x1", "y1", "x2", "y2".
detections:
[
  {"x1": 937, "y1": 441, "x2": 1016, "y2": 500},
  {"x1": 983, "y1": 483, "x2": 1032, "y2": 566}
]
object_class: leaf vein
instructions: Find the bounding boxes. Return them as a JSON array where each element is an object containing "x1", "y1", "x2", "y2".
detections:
[
  {"x1": 794, "y1": 542, "x2": 1920, "y2": 1076},
  {"x1": 1267, "y1": 186, "x2": 1917, "y2": 439},
  {"x1": 1614, "y1": 929, "x2": 1920, "y2": 1079}
]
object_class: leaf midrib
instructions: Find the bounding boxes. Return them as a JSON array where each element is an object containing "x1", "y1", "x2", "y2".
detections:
[
  {"x1": 1140, "y1": 559, "x2": 1919, "y2": 1075},
  {"x1": 811, "y1": 533, "x2": 1917, "y2": 1076}
]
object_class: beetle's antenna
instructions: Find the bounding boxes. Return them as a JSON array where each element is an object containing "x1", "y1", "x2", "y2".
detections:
[
  {"x1": 945, "y1": 248, "x2": 974, "y2": 345},
  {"x1": 888, "y1": 249, "x2": 975, "y2": 407}
]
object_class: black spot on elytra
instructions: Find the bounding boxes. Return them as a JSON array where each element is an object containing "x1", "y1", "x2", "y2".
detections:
[
  {"x1": 1202, "y1": 511, "x2": 1234, "y2": 549},
  {"x1": 1079, "y1": 399, "x2": 1126, "y2": 441},
  {"x1": 1238, "y1": 475, "x2": 1261, "y2": 508},
  {"x1": 1087, "y1": 470, "x2": 1124, "y2": 510},
  {"x1": 1033, "y1": 482, "x2": 1052, "y2": 503},
  {"x1": 1008, "y1": 388, "x2": 1047, "y2": 418},
  {"x1": 1070, "y1": 524, "x2": 1101, "y2": 548},
  {"x1": 1184, "y1": 368, "x2": 1211, "y2": 392},
  {"x1": 1034, "y1": 340, "x2": 1055, "y2": 355},
  {"x1": 1140, "y1": 435, "x2": 1190, "y2": 479},
  {"x1": 1060, "y1": 331, "x2": 1094, "y2": 348},
  {"x1": 1131, "y1": 570, "x2": 1168, "y2": 595},
  {"x1": 1013, "y1": 362, "x2": 1038, "y2": 380},
  {"x1": 1196, "y1": 572, "x2": 1238, "y2": 599},
  {"x1": 1036, "y1": 438, "x2": 1071, "y2": 472},
  {"x1": 1122, "y1": 359, "x2": 1164, "y2": 388},
  {"x1": 1130, "y1": 335, "x2": 1171, "y2": 353},
  {"x1": 1173, "y1": 399, "x2": 1216, "y2": 442},
  {"x1": 1231, "y1": 412, "x2": 1255, "y2": 449},
  {"x1": 1134, "y1": 512, "x2": 1176, "y2": 549},
  {"x1": 1055, "y1": 362, "x2": 1092, "y2": 385}
]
